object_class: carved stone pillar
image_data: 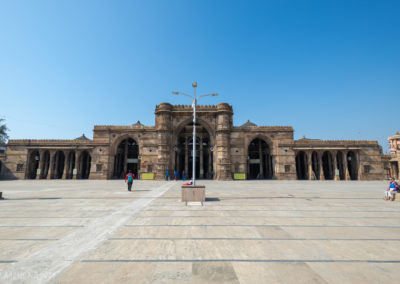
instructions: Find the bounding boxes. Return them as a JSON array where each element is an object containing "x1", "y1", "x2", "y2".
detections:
[
  {"x1": 357, "y1": 151, "x2": 362, "y2": 180},
  {"x1": 37, "y1": 150, "x2": 45, "y2": 179},
  {"x1": 62, "y1": 151, "x2": 70, "y2": 179},
  {"x1": 259, "y1": 141, "x2": 264, "y2": 179},
  {"x1": 333, "y1": 151, "x2": 339, "y2": 181},
  {"x1": 307, "y1": 152, "x2": 314, "y2": 180},
  {"x1": 47, "y1": 150, "x2": 56, "y2": 179},
  {"x1": 176, "y1": 149, "x2": 180, "y2": 173},
  {"x1": 123, "y1": 140, "x2": 128, "y2": 175},
  {"x1": 74, "y1": 151, "x2": 81, "y2": 179},
  {"x1": 344, "y1": 151, "x2": 350, "y2": 181},
  {"x1": 200, "y1": 137, "x2": 204, "y2": 178},
  {"x1": 215, "y1": 103, "x2": 232, "y2": 180},
  {"x1": 208, "y1": 148, "x2": 212, "y2": 179},
  {"x1": 318, "y1": 152, "x2": 325, "y2": 180},
  {"x1": 155, "y1": 103, "x2": 172, "y2": 179}
]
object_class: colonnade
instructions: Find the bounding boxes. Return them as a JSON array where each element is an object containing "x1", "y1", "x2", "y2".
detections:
[
  {"x1": 26, "y1": 149, "x2": 91, "y2": 180},
  {"x1": 295, "y1": 150, "x2": 359, "y2": 180}
]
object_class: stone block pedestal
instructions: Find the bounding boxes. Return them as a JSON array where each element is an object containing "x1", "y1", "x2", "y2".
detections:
[{"x1": 181, "y1": 185, "x2": 206, "y2": 205}]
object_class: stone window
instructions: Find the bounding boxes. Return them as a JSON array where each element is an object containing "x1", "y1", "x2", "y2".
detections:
[
  {"x1": 364, "y1": 165, "x2": 371, "y2": 174},
  {"x1": 96, "y1": 164, "x2": 103, "y2": 172},
  {"x1": 284, "y1": 165, "x2": 291, "y2": 173},
  {"x1": 16, "y1": 163, "x2": 24, "y2": 172}
]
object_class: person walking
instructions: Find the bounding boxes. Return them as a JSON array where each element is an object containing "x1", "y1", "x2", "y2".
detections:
[
  {"x1": 174, "y1": 170, "x2": 178, "y2": 181},
  {"x1": 165, "y1": 170, "x2": 169, "y2": 181},
  {"x1": 182, "y1": 170, "x2": 186, "y2": 181},
  {"x1": 125, "y1": 170, "x2": 135, "y2": 191}
]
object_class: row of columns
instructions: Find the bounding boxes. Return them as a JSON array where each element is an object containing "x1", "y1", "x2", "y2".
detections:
[
  {"x1": 299, "y1": 150, "x2": 359, "y2": 181},
  {"x1": 28, "y1": 149, "x2": 90, "y2": 180}
]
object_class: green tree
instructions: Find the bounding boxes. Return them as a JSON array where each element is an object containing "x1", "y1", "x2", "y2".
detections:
[{"x1": 0, "y1": 118, "x2": 9, "y2": 144}]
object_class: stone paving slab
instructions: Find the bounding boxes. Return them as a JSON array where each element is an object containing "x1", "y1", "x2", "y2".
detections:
[{"x1": 0, "y1": 180, "x2": 399, "y2": 283}]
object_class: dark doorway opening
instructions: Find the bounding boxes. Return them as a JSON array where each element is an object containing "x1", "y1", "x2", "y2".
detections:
[
  {"x1": 295, "y1": 151, "x2": 308, "y2": 180},
  {"x1": 113, "y1": 138, "x2": 139, "y2": 179},
  {"x1": 311, "y1": 151, "x2": 319, "y2": 180},
  {"x1": 28, "y1": 150, "x2": 40, "y2": 179},
  {"x1": 347, "y1": 151, "x2": 358, "y2": 180},
  {"x1": 322, "y1": 151, "x2": 334, "y2": 180},
  {"x1": 175, "y1": 123, "x2": 213, "y2": 179},
  {"x1": 54, "y1": 151, "x2": 65, "y2": 179},
  {"x1": 247, "y1": 138, "x2": 273, "y2": 179},
  {"x1": 79, "y1": 151, "x2": 91, "y2": 179},
  {"x1": 337, "y1": 151, "x2": 345, "y2": 180},
  {"x1": 41, "y1": 151, "x2": 50, "y2": 179},
  {"x1": 65, "y1": 152, "x2": 75, "y2": 179}
]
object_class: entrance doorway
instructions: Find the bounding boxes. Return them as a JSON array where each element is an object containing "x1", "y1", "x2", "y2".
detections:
[
  {"x1": 247, "y1": 138, "x2": 273, "y2": 179},
  {"x1": 113, "y1": 138, "x2": 139, "y2": 179},
  {"x1": 175, "y1": 123, "x2": 213, "y2": 179}
]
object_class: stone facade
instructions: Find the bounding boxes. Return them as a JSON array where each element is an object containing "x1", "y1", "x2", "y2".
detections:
[
  {"x1": 386, "y1": 131, "x2": 400, "y2": 179},
  {"x1": 0, "y1": 103, "x2": 385, "y2": 181}
]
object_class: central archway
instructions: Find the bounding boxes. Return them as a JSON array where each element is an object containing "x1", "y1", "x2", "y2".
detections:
[
  {"x1": 175, "y1": 122, "x2": 213, "y2": 179},
  {"x1": 113, "y1": 138, "x2": 139, "y2": 179},
  {"x1": 247, "y1": 138, "x2": 273, "y2": 179}
]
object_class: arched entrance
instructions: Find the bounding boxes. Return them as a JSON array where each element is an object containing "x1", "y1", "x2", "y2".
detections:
[
  {"x1": 247, "y1": 138, "x2": 273, "y2": 179},
  {"x1": 311, "y1": 151, "x2": 320, "y2": 180},
  {"x1": 347, "y1": 151, "x2": 358, "y2": 180},
  {"x1": 78, "y1": 151, "x2": 91, "y2": 179},
  {"x1": 113, "y1": 138, "x2": 139, "y2": 179},
  {"x1": 175, "y1": 123, "x2": 213, "y2": 179},
  {"x1": 27, "y1": 150, "x2": 40, "y2": 179},
  {"x1": 322, "y1": 151, "x2": 334, "y2": 180},
  {"x1": 53, "y1": 151, "x2": 65, "y2": 179},
  {"x1": 295, "y1": 151, "x2": 308, "y2": 180}
]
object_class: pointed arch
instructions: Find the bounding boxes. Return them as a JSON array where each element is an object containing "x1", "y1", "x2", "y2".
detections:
[
  {"x1": 113, "y1": 137, "x2": 139, "y2": 179},
  {"x1": 247, "y1": 138, "x2": 273, "y2": 179},
  {"x1": 173, "y1": 117, "x2": 215, "y2": 146}
]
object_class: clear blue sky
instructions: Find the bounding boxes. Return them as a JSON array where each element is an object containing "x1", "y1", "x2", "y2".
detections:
[{"x1": 1, "y1": 0, "x2": 399, "y2": 152}]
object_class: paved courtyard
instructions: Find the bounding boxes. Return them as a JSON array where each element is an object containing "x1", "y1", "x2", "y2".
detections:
[{"x1": 0, "y1": 180, "x2": 399, "y2": 283}]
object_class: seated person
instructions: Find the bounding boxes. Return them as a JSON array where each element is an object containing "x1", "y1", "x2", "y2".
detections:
[{"x1": 384, "y1": 178, "x2": 399, "y2": 201}]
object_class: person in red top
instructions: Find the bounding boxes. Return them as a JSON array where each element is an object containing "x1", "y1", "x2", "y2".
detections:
[{"x1": 125, "y1": 170, "x2": 135, "y2": 191}]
